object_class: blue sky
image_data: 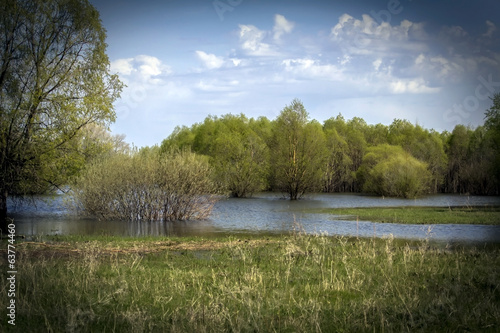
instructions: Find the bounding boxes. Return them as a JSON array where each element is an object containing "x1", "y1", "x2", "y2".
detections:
[{"x1": 90, "y1": 0, "x2": 500, "y2": 147}]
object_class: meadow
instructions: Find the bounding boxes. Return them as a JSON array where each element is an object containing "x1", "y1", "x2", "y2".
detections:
[
  {"x1": 1, "y1": 233, "x2": 499, "y2": 332},
  {"x1": 318, "y1": 205, "x2": 500, "y2": 225}
]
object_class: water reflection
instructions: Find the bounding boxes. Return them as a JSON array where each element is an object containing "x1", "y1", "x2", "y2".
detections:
[{"x1": 7, "y1": 193, "x2": 500, "y2": 244}]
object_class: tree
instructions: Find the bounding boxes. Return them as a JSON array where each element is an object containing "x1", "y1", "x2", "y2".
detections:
[
  {"x1": 322, "y1": 124, "x2": 353, "y2": 192},
  {"x1": 0, "y1": 0, "x2": 123, "y2": 228},
  {"x1": 484, "y1": 93, "x2": 500, "y2": 194},
  {"x1": 78, "y1": 123, "x2": 130, "y2": 159},
  {"x1": 357, "y1": 144, "x2": 431, "y2": 198},
  {"x1": 270, "y1": 99, "x2": 326, "y2": 200},
  {"x1": 323, "y1": 114, "x2": 366, "y2": 192},
  {"x1": 444, "y1": 125, "x2": 470, "y2": 193},
  {"x1": 160, "y1": 125, "x2": 196, "y2": 152},
  {"x1": 210, "y1": 114, "x2": 269, "y2": 197},
  {"x1": 388, "y1": 119, "x2": 447, "y2": 193},
  {"x1": 443, "y1": 125, "x2": 496, "y2": 194},
  {"x1": 161, "y1": 114, "x2": 270, "y2": 197}
]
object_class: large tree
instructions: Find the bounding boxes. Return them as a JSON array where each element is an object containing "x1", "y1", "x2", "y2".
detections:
[
  {"x1": 210, "y1": 114, "x2": 269, "y2": 198},
  {"x1": 270, "y1": 99, "x2": 326, "y2": 200},
  {"x1": 484, "y1": 93, "x2": 500, "y2": 194},
  {"x1": 0, "y1": 0, "x2": 122, "y2": 228}
]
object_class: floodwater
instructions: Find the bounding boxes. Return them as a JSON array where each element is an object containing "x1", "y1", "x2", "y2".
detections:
[{"x1": 7, "y1": 193, "x2": 500, "y2": 244}]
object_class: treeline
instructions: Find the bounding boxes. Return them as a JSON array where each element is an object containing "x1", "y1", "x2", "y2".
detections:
[{"x1": 160, "y1": 96, "x2": 500, "y2": 199}]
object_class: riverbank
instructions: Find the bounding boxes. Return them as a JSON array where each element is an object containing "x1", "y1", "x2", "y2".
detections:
[
  {"x1": 1, "y1": 234, "x2": 499, "y2": 332},
  {"x1": 317, "y1": 205, "x2": 500, "y2": 225}
]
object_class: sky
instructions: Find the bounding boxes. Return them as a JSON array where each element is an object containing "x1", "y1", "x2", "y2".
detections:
[{"x1": 89, "y1": 0, "x2": 500, "y2": 148}]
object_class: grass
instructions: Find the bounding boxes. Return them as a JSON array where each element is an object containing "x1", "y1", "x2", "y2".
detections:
[
  {"x1": 317, "y1": 205, "x2": 500, "y2": 225},
  {"x1": 1, "y1": 234, "x2": 500, "y2": 332}
]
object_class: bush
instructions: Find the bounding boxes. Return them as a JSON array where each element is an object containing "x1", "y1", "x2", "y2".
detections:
[
  {"x1": 71, "y1": 151, "x2": 218, "y2": 221},
  {"x1": 358, "y1": 145, "x2": 431, "y2": 198}
]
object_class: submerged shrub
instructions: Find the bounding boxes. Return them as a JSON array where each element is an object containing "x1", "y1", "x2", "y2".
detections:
[
  {"x1": 358, "y1": 144, "x2": 431, "y2": 198},
  {"x1": 71, "y1": 151, "x2": 218, "y2": 221}
]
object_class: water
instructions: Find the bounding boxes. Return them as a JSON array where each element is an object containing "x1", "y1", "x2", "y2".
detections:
[{"x1": 7, "y1": 193, "x2": 500, "y2": 244}]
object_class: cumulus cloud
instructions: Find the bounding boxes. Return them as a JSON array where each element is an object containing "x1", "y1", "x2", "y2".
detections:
[
  {"x1": 282, "y1": 58, "x2": 344, "y2": 80},
  {"x1": 390, "y1": 78, "x2": 440, "y2": 94},
  {"x1": 195, "y1": 51, "x2": 225, "y2": 69},
  {"x1": 331, "y1": 14, "x2": 427, "y2": 55},
  {"x1": 230, "y1": 58, "x2": 242, "y2": 66},
  {"x1": 136, "y1": 55, "x2": 165, "y2": 78},
  {"x1": 238, "y1": 24, "x2": 278, "y2": 56},
  {"x1": 328, "y1": 12, "x2": 499, "y2": 94},
  {"x1": 273, "y1": 14, "x2": 295, "y2": 41},
  {"x1": 237, "y1": 14, "x2": 294, "y2": 56},
  {"x1": 110, "y1": 58, "x2": 134, "y2": 75},
  {"x1": 414, "y1": 54, "x2": 465, "y2": 83},
  {"x1": 110, "y1": 55, "x2": 171, "y2": 84}
]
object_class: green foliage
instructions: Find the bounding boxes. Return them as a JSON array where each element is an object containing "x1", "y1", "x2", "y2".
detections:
[
  {"x1": 484, "y1": 92, "x2": 500, "y2": 192},
  {"x1": 358, "y1": 144, "x2": 431, "y2": 198},
  {"x1": 444, "y1": 123, "x2": 498, "y2": 195},
  {"x1": 388, "y1": 119, "x2": 447, "y2": 193},
  {"x1": 322, "y1": 114, "x2": 367, "y2": 192},
  {"x1": 211, "y1": 122, "x2": 269, "y2": 197},
  {"x1": 162, "y1": 114, "x2": 269, "y2": 197},
  {"x1": 0, "y1": 0, "x2": 122, "y2": 223},
  {"x1": 71, "y1": 150, "x2": 218, "y2": 221},
  {"x1": 270, "y1": 99, "x2": 326, "y2": 199},
  {"x1": 159, "y1": 95, "x2": 498, "y2": 198},
  {"x1": 160, "y1": 125, "x2": 196, "y2": 152},
  {"x1": 323, "y1": 124, "x2": 353, "y2": 192}
]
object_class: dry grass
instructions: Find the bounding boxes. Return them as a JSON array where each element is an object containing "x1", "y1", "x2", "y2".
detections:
[{"x1": 1, "y1": 234, "x2": 499, "y2": 332}]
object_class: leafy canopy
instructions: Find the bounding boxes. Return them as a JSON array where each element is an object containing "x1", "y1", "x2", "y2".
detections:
[{"x1": 0, "y1": 0, "x2": 123, "y2": 200}]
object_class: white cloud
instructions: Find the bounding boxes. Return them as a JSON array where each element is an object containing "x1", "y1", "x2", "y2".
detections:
[
  {"x1": 110, "y1": 58, "x2": 134, "y2": 75},
  {"x1": 415, "y1": 54, "x2": 425, "y2": 65},
  {"x1": 196, "y1": 79, "x2": 240, "y2": 92},
  {"x1": 111, "y1": 55, "x2": 171, "y2": 84},
  {"x1": 414, "y1": 53, "x2": 466, "y2": 83},
  {"x1": 273, "y1": 14, "x2": 295, "y2": 41},
  {"x1": 135, "y1": 55, "x2": 166, "y2": 78},
  {"x1": 195, "y1": 51, "x2": 225, "y2": 69},
  {"x1": 339, "y1": 54, "x2": 352, "y2": 66},
  {"x1": 372, "y1": 58, "x2": 382, "y2": 71},
  {"x1": 331, "y1": 13, "x2": 427, "y2": 55},
  {"x1": 390, "y1": 78, "x2": 440, "y2": 94},
  {"x1": 230, "y1": 58, "x2": 242, "y2": 66},
  {"x1": 483, "y1": 20, "x2": 497, "y2": 37},
  {"x1": 238, "y1": 24, "x2": 275, "y2": 56},
  {"x1": 282, "y1": 58, "x2": 344, "y2": 80}
]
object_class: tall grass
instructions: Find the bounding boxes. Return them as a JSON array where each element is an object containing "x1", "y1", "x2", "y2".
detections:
[{"x1": 1, "y1": 234, "x2": 499, "y2": 332}]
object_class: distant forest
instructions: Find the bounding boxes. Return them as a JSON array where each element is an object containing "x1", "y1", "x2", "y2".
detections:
[{"x1": 160, "y1": 97, "x2": 500, "y2": 198}]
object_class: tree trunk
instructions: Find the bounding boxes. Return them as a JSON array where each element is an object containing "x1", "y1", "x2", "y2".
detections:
[{"x1": 0, "y1": 190, "x2": 8, "y2": 233}]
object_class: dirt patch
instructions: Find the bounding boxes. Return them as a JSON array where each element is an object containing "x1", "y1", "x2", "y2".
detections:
[{"x1": 1, "y1": 239, "x2": 277, "y2": 260}]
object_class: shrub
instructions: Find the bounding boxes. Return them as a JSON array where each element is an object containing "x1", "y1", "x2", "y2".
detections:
[
  {"x1": 71, "y1": 151, "x2": 218, "y2": 221},
  {"x1": 358, "y1": 144, "x2": 431, "y2": 198}
]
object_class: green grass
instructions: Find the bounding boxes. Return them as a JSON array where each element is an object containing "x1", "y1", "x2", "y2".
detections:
[
  {"x1": 1, "y1": 234, "x2": 500, "y2": 332},
  {"x1": 317, "y1": 205, "x2": 500, "y2": 225}
]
